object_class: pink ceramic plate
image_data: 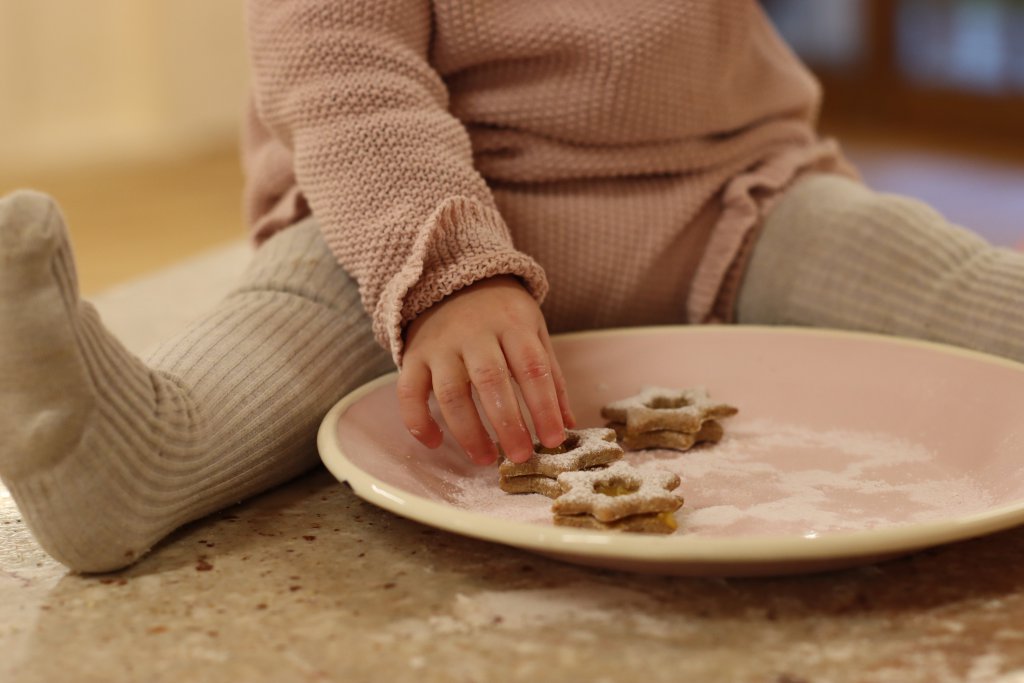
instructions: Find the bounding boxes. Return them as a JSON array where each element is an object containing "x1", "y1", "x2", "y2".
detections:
[{"x1": 317, "y1": 326, "x2": 1024, "y2": 576}]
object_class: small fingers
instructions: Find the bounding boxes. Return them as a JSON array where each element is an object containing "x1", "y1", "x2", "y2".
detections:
[
  {"x1": 464, "y1": 345, "x2": 534, "y2": 463},
  {"x1": 503, "y1": 332, "x2": 565, "y2": 449},
  {"x1": 540, "y1": 332, "x2": 576, "y2": 429},
  {"x1": 432, "y1": 355, "x2": 498, "y2": 465},
  {"x1": 396, "y1": 361, "x2": 443, "y2": 448}
]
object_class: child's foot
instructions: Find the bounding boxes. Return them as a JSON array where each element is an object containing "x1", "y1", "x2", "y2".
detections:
[
  {"x1": 1, "y1": 191, "x2": 392, "y2": 573},
  {"x1": 0, "y1": 191, "x2": 201, "y2": 572}
]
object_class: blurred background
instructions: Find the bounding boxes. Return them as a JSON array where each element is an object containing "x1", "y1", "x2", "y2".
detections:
[
  {"x1": 0, "y1": 0, "x2": 1021, "y2": 295},
  {"x1": 765, "y1": 0, "x2": 1024, "y2": 251},
  {"x1": 0, "y1": 0, "x2": 248, "y2": 292}
]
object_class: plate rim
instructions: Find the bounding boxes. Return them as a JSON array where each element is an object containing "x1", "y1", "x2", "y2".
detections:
[{"x1": 317, "y1": 325, "x2": 1024, "y2": 567}]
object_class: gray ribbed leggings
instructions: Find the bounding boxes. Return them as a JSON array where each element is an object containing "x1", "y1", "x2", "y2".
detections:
[
  {"x1": 1, "y1": 173, "x2": 1021, "y2": 572},
  {"x1": 738, "y1": 173, "x2": 1024, "y2": 363}
]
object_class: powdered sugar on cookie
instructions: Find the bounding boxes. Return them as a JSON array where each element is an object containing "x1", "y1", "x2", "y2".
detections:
[
  {"x1": 553, "y1": 461, "x2": 682, "y2": 522},
  {"x1": 498, "y1": 427, "x2": 622, "y2": 479},
  {"x1": 602, "y1": 386, "x2": 738, "y2": 435}
]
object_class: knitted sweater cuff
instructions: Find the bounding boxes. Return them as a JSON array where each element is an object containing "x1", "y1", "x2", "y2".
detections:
[{"x1": 372, "y1": 196, "x2": 549, "y2": 365}]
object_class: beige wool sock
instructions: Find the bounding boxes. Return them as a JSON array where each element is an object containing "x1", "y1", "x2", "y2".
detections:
[
  {"x1": 737, "y1": 174, "x2": 1024, "y2": 364},
  {"x1": 0, "y1": 191, "x2": 392, "y2": 573}
]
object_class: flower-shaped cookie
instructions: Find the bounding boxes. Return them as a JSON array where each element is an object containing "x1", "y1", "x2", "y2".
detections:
[{"x1": 552, "y1": 461, "x2": 682, "y2": 523}]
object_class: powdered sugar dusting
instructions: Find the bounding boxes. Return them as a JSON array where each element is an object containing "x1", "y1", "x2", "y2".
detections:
[
  {"x1": 449, "y1": 418, "x2": 995, "y2": 537},
  {"x1": 553, "y1": 461, "x2": 681, "y2": 521}
]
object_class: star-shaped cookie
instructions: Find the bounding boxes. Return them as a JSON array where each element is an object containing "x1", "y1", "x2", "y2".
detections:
[
  {"x1": 498, "y1": 427, "x2": 623, "y2": 479},
  {"x1": 552, "y1": 461, "x2": 682, "y2": 523},
  {"x1": 609, "y1": 419, "x2": 724, "y2": 451},
  {"x1": 601, "y1": 386, "x2": 738, "y2": 434}
]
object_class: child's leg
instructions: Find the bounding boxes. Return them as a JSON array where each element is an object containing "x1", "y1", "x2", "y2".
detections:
[
  {"x1": 736, "y1": 174, "x2": 1024, "y2": 363},
  {"x1": 0, "y1": 191, "x2": 393, "y2": 573}
]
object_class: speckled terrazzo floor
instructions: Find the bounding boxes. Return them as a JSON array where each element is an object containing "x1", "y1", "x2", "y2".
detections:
[{"x1": 4, "y1": 468, "x2": 1024, "y2": 683}]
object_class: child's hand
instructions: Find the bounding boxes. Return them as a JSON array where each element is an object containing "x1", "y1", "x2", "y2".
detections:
[{"x1": 398, "y1": 276, "x2": 575, "y2": 465}]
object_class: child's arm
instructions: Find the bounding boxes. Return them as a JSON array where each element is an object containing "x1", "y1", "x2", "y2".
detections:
[
  {"x1": 246, "y1": 0, "x2": 546, "y2": 357},
  {"x1": 398, "y1": 276, "x2": 574, "y2": 465},
  {"x1": 245, "y1": 0, "x2": 567, "y2": 461}
]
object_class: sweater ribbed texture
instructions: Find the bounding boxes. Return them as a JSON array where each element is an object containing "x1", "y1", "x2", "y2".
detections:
[{"x1": 242, "y1": 0, "x2": 854, "y2": 363}]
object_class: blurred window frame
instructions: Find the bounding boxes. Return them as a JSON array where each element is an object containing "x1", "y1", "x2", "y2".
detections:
[{"x1": 771, "y1": 0, "x2": 1024, "y2": 142}]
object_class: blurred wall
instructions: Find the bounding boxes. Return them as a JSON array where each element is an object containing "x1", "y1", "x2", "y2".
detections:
[{"x1": 0, "y1": 0, "x2": 249, "y2": 172}]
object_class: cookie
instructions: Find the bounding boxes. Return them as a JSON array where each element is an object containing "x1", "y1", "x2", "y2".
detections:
[
  {"x1": 497, "y1": 427, "x2": 624, "y2": 498},
  {"x1": 498, "y1": 474, "x2": 562, "y2": 499},
  {"x1": 608, "y1": 419, "x2": 724, "y2": 451},
  {"x1": 601, "y1": 386, "x2": 738, "y2": 435},
  {"x1": 553, "y1": 510, "x2": 678, "y2": 534},
  {"x1": 498, "y1": 427, "x2": 623, "y2": 479},
  {"x1": 552, "y1": 461, "x2": 682, "y2": 523}
]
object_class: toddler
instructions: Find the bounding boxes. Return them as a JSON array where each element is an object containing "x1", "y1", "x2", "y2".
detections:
[{"x1": 2, "y1": 0, "x2": 1022, "y2": 572}]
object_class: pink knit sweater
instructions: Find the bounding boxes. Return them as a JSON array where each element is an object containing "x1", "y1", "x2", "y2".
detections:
[{"x1": 243, "y1": 0, "x2": 854, "y2": 365}]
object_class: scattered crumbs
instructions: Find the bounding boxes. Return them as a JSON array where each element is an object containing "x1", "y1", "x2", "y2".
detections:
[
  {"x1": 384, "y1": 585, "x2": 656, "y2": 636},
  {"x1": 302, "y1": 535, "x2": 317, "y2": 542},
  {"x1": 311, "y1": 523, "x2": 322, "y2": 529},
  {"x1": 382, "y1": 582, "x2": 397, "y2": 590},
  {"x1": 357, "y1": 552, "x2": 366, "y2": 558},
  {"x1": 256, "y1": 603, "x2": 268, "y2": 610},
  {"x1": 99, "y1": 578, "x2": 128, "y2": 586},
  {"x1": 195, "y1": 558, "x2": 214, "y2": 572},
  {"x1": 147, "y1": 626, "x2": 168, "y2": 635},
  {"x1": 289, "y1": 585, "x2": 302, "y2": 592}
]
